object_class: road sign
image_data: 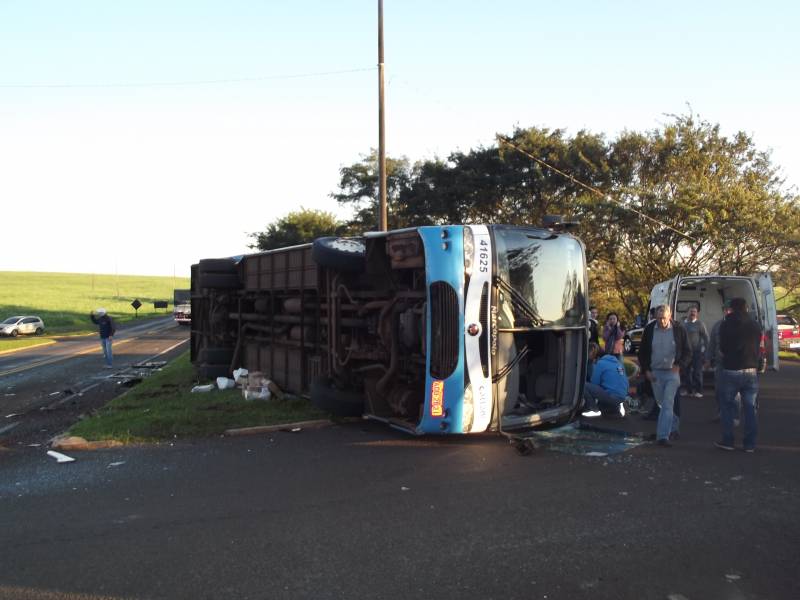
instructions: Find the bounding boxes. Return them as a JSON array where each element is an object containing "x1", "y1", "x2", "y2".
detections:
[{"x1": 131, "y1": 298, "x2": 142, "y2": 318}]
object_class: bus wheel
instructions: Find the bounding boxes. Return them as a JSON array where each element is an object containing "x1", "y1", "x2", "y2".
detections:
[
  {"x1": 310, "y1": 377, "x2": 364, "y2": 417},
  {"x1": 312, "y1": 237, "x2": 366, "y2": 272}
]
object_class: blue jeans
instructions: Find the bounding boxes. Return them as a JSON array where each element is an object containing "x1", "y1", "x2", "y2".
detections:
[
  {"x1": 100, "y1": 337, "x2": 113, "y2": 366},
  {"x1": 583, "y1": 382, "x2": 624, "y2": 413},
  {"x1": 688, "y1": 349, "x2": 704, "y2": 393},
  {"x1": 720, "y1": 369, "x2": 758, "y2": 449},
  {"x1": 652, "y1": 369, "x2": 680, "y2": 440}
]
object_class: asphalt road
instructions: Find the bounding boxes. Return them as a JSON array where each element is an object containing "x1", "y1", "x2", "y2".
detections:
[
  {"x1": 1, "y1": 360, "x2": 798, "y2": 600},
  {"x1": 0, "y1": 317, "x2": 190, "y2": 447}
]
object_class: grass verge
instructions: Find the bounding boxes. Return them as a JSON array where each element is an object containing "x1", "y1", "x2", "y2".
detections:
[
  {"x1": 69, "y1": 352, "x2": 327, "y2": 443},
  {"x1": 0, "y1": 337, "x2": 55, "y2": 353}
]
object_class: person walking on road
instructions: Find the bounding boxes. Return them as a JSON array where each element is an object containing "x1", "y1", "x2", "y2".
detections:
[
  {"x1": 90, "y1": 308, "x2": 116, "y2": 368},
  {"x1": 716, "y1": 297, "x2": 761, "y2": 453},
  {"x1": 603, "y1": 312, "x2": 625, "y2": 364},
  {"x1": 638, "y1": 304, "x2": 692, "y2": 447},
  {"x1": 681, "y1": 306, "x2": 709, "y2": 397}
]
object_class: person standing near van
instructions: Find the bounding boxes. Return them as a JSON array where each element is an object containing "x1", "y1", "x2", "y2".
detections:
[
  {"x1": 716, "y1": 297, "x2": 761, "y2": 453},
  {"x1": 588, "y1": 306, "x2": 600, "y2": 345},
  {"x1": 603, "y1": 312, "x2": 625, "y2": 364},
  {"x1": 638, "y1": 304, "x2": 692, "y2": 447},
  {"x1": 681, "y1": 306, "x2": 709, "y2": 398},
  {"x1": 90, "y1": 308, "x2": 116, "y2": 368}
]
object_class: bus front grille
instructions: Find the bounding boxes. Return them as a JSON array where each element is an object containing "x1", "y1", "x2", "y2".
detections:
[{"x1": 430, "y1": 281, "x2": 459, "y2": 379}]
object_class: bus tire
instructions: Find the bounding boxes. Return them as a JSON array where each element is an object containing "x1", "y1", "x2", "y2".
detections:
[
  {"x1": 198, "y1": 258, "x2": 238, "y2": 274},
  {"x1": 312, "y1": 237, "x2": 366, "y2": 272},
  {"x1": 310, "y1": 377, "x2": 364, "y2": 417},
  {"x1": 199, "y1": 272, "x2": 241, "y2": 289},
  {"x1": 196, "y1": 363, "x2": 231, "y2": 380},
  {"x1": 199, "y1": 347, "x2": 234, "y2": 365}
]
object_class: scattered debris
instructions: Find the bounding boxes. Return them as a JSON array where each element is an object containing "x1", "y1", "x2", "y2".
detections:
[
  {"x1": 3, "y1": 393, "x2": 15, "y2": 397},
  {"x1": 233, "y1": 368, "x2": 249, "y2": 384},
  {"x1": 243, "y1": 372, "x2": 273, "y2": 401},
  {"x1": 47, "y1": 450, "x2": 76, "y2": 463},
  {"x1": 132, "y1": 361, "x2": 167, "y2": 369},
  {"x1": 107, "y1": 461, "x2": 126, "y2": 467},
  {"x1": 51, "y1": 435, "x2": 123, "y2": 450},
  {"x1": 730, "y1": 475, "x2": 744, "y2": 481},
  {"x1": 48, "y1": 391, "x2": 60, "y2": 396},
  {"x1": 27, "y1": 443, "x2": 41, "y2": 447},
  {"x1": 191, "y1": 384, "x2": 215, "y2": 393},
  {"x1": 5, "y1": 413, "x2": 19, "y2": 419},
  {"x1": 725, "y1": 574, "x2": 742, "y2": 582},
  {"x1": 619, "y1": 491, "x2": 629, "y2": 496},
  {"x1": 216, "y1": 377, "x2": 236, "y2": 390},
  {"x1": 279, "y1": 427, "x2": 302, "y2": 433},
  {"x1": 585, "y1": 451, "x2": 608, "y2": 457},
  {"x1": 0, "y1": 422, "x2": 20, "y2": 435},
  {"x1": 266, "y1": 380, "x2": 285, "y2": 400},
  {"x1": 401, "y1": 486, "x2": 410, "y2": 492}
]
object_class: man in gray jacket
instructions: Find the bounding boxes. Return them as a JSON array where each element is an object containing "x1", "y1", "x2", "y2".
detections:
[{"x1": 681, "y1": 306, "x2": 709, "y2": 398}]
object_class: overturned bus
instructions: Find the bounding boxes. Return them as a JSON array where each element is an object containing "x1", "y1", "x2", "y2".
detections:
[{"x1": 190, "y1": 224, "x2": 588, "y2": 436}]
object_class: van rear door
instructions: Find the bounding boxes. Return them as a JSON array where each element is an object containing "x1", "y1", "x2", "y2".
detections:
[
  {"x1": 649, "y1": 277, "x2": 681, "y2": 315},
  {"x1": 755, "y1": 273, "x2": 779, "y2": 371}
]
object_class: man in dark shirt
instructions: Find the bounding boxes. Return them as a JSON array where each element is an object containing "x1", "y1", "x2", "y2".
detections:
[
  {"x1": 716, "y1": 297, "x2": 761, "y2": 452},
  {"x1": 90, "y1": 308, "x2": 117, "y2": 368}
]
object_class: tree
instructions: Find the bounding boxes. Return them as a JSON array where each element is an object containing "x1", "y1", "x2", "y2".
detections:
[
  {"x1": 248, "y1": 208, "x2": 341, "y2": 251},
  {"x1": 330, "y1": 113, "x2": 799, "y2": 320},
  {"x1": 331, "y1": 149, "x2": 413, "y2": 231}
]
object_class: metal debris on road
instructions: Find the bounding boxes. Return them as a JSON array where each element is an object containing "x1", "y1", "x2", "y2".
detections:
[
  {"x1": 108, "y1": 461, "x2": 126, "y2": 467},
  {"x1": 5, "y1": 413, "x2": 19, "y2": 418},
  {"x1": 46, "y1": 450, "x2": 76, "y2": 463}
]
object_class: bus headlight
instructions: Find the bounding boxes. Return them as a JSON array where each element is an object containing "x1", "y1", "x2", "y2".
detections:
[
  {"x1": 463, "y1": 226, "x2": 475, "y2": 276},
  {"x1": 462, "y1": 384, "x2": 475, "y2": 433}
]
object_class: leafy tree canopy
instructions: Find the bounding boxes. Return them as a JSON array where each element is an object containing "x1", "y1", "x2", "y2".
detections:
[
  {"x1": 248, "y1": 113, "x2": 798, "y2": 320},
  {"x1": 248, "y1": 207, "x2": 341, "y2": 251}
]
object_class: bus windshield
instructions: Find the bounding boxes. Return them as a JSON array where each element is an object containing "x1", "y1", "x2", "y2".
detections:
[{"x1": 493, "y1": 226, "x2": 586, "y2": 327}]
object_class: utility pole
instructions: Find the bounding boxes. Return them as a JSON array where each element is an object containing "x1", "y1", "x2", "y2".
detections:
[{"x1": 378, "y1": 0, "x2": 387, "y2": 231}]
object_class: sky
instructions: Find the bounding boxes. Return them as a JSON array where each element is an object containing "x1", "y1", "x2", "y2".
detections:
[{"x1": 1, "y1": 0, "x2": 798, "y2": 277}]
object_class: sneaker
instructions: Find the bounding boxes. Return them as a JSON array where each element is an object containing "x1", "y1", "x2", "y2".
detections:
[
  {"x1": 679, "y1": 389, "x2": 689, "y2": 396},
  {"x1": 618, "y1": 403, "x2": 626, "y2": 418},
  {"x1": 692, "y1": 392, "x2": 703, "y2": 398},
  {"x1": 581, "y1": 410, "x2": 602, "y2": 418},
  {"x1": 624, "y1": 395, "x2": 640, "y2": 410},
  {"x1": 657, "y1": 439, "x2": 672, "y2": 447},
  {"x1": 715, "y1": 441, "x2": 735, "y2": 451}
]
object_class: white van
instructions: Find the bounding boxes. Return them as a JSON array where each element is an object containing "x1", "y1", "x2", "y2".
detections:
[{"x1": 646, "y1": 273, "x2": 779, "y2": 371}]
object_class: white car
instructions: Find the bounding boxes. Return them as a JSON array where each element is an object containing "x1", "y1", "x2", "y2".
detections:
[{"x1": 0, "y1": 315, "x2": 46, "y2": 337}]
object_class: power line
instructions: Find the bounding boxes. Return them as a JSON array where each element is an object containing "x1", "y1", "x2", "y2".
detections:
[
  {"x1": 496, "y1": 135, "x2": 696, "y2": 243},
  {"x1": 0, "y1": 66, "x2": 377, "y2": 89}
]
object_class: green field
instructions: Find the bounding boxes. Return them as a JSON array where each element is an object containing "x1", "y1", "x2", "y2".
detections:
[{"x1": 0, "y1": 271, "x2": 190, "y2": 350}]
